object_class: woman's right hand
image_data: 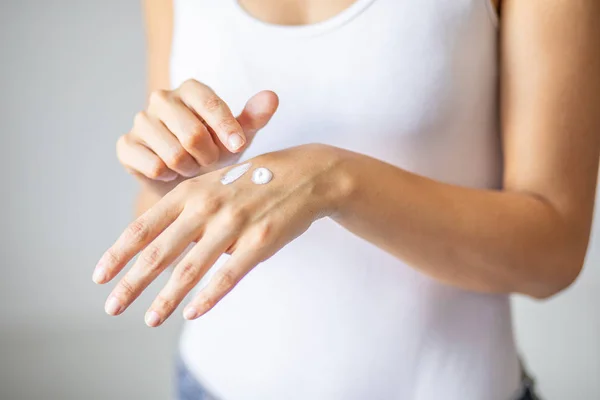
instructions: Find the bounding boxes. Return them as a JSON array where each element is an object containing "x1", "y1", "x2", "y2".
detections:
[{"x1": 117, "y1": 79, "x2": 279, "y2": 182}]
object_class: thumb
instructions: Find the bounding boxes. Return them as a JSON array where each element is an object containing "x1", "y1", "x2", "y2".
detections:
[{"x1": 236, "y1": 90, "x2": 279, "y2": 148}]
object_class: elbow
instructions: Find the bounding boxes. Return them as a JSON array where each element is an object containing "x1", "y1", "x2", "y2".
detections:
[
  {"x1": 521, "y1": 250, "x2": 586, "y2": 301},
  {"x1": 518, "y1": 215, "x2": 591, "y2": 300},
  {"x1": 525, "y1": 264, "x2": 582, "y2": 300}
]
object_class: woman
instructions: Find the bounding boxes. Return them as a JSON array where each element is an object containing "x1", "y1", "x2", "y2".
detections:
[{"x1": 94, "y1": 0, "x2": 599, "y2": 399}]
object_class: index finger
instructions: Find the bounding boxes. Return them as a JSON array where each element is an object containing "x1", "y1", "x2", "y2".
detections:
[
  {"x1": 176, "y1": 79, "x2": 246, "y2": 153},
  {"x1": 92, "y1": 192, "x2": 183, "y2": 284}
]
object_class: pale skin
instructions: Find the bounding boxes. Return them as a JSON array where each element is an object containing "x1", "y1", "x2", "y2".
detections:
[{"x1": 96, "y1": 0, "x2": 600, "y2": 327}]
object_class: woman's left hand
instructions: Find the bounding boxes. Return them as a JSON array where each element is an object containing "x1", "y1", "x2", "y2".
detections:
[{"x1": 93, "y1": 143, "x2": 348, "y2": 326}]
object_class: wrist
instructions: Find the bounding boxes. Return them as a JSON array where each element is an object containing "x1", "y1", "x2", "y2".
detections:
[{"x1": 307, "y1": 144, "x2": 357, "y2": 220}]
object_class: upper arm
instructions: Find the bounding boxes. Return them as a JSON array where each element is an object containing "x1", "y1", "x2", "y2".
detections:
[
  {"x1": 500, "y1": 1, "x2": 600, "y2": 242},
  {"x1": 136, "y1": 0, "x2": 176, "y2": 216},
  {"x1": 142, "y1": 0, "x2": 174, "y2": 93}
]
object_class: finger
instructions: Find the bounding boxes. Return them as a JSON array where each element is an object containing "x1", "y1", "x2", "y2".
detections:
[
  {"x1": 116, "y1": 135, "x2": 178, "y2": 182},
  {"x1": 104, "y1": 208, "x2": 204, "y2": 316},
  {"x1": 176, "y1": 79, "x2": 246, "y2": 153},
  {"x1": 131, "y1": 111, "x2": 201, "y2": 177},
  {"x1": 236, "y1": 90, "x2": 279, "y2": 147},
  {"x1": 92, "y1": 191, "x2": 183, "y2": 285},
  {"x1": 144, "y1": 228, "x2": 234, "y2": 327},
  {"x1": 148, "y1": 89, "x2": 220, "y2": 166},
  {"x1": 182, "y1": 247, "x2": 262, "y2": 320}
]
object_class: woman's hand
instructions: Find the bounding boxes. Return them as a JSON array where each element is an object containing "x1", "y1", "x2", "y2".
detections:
[
  {"x1": 94, "y1": 144, "x2": 349, "y2": 326},
  {"x1": 116, "y1": 79, "x2": 279, "y2": 182}
]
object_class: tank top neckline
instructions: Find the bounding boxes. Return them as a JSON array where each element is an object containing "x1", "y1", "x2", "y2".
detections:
[{"x1": 229, "y1": 0, "x2": 378, "y2": 37}]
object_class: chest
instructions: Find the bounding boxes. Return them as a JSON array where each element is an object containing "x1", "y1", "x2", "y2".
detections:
[
  {"x1": 170, "y1": 0, "x2": 500, "y2": 183},
  {"x1": 237, "y1": 0, "x2": 359, "y2": 25},
  {"x1": 174, "y1": 1, "x2": 494, "y2": 118}
]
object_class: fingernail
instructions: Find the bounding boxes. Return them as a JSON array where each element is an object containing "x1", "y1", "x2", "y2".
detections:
[
  {"x1": 157, "y1": 171, "x2": 178, "y2": 182},
  {"x1": 179, "y1": 164, "x2": 202, "y2": 178},
  {"x1": 105, "y1": 296, "x2": 123, "y2": 316},
  {"x1": 227, "y1": 133, "x2": 244, "y2": 151},
  {"x1": 183, "y1": 307, "x2": 198, "y2": 320},
  {"x1": 145, "y1": 310, "x2": 161, "y2": 327},
  {"x1": 92, "y1": 266, "x2": 106, "y2": 284}
]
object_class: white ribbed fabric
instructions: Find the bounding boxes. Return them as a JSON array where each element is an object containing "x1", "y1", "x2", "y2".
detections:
[{"x1": 171, "y1": 1, "x2": 522, "y2": 399}]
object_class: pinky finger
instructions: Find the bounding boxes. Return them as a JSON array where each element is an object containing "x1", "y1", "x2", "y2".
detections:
[
  {"x1": 182, "y1": 248, "x2": 262, "y2": 320},
  {"x1": 117, "y1": 136, "x2": 178, "y2": 182}
]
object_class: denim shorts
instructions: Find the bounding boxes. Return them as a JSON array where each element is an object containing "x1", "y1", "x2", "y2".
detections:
[{"x1": 175, "y1": 354, "x2": 541, "y2": 400}]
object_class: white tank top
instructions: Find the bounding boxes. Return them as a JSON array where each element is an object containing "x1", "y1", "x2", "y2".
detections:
[{"x1": 172, "y1": 1, "x2": 522, "y2": 399}]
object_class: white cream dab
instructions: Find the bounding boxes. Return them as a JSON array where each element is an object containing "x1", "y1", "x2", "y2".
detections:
[
  {"x1": 251, "y1": 167, "x2": 273, "y2": 185},
  {"x1": 220, "y1": 162, "x2": 251, "y2": 185}
]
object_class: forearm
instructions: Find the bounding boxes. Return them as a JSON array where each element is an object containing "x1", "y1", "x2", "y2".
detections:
[{"x1": 328, "y1": 147, "x2": 590, "y2": 299}]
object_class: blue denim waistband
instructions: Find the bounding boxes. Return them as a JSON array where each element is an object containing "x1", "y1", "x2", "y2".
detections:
[{"x1": 174, "y1": 353, "x2": 541, "y2": 400}]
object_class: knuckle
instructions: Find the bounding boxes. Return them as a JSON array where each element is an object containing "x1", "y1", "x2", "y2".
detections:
[
  {"x1": 217, "y1": 117, "x2": 239, "y2": 134},
  {"x1": 181, "y1": 78, "x2": 200, "y2": 91},
  {"x1": 116, "y1": 135, "x2": 127, "y2": 151},
  {"x1": 203, "y1": 95, "x2": 223, "y2": 112},
  {"x1": 116, "y1": 134, "x2": 136, "y2": 160},
  {"x1": 251, "y1": 221, "x2": 274, "y2": 249},
  {"x1": 198, "y1": 296, "x2": 215, "y2": 312},
  {"x1": 189, "y1": 194, "x2": 222, "y2": 217},
  {"x1": 133, "y1": 111, "x2": 149, "y2": 127},
  {"x1": 119, "y1": 277, "x2": 136, "y2": 297},
  {"x1": 202, "y1": 195, "x2": 223, "y2": 215},
  {"x1": 154, "y1": 294, "x2": 177, "y2": 312},
  {"x1": 222, "y1": 206, "x2": 248, "y2": 229},
  {"x1": 165, "y1": 148, "x2": 190, "y2": 169},
  {"x1": 181, "y1": 128, "x2": 207, "y2": 150},
  {"x1": 176, "y1": 262, "x2": 199, "y2": 284},
  {"x1": 147, "y1": 160, "x2": 168, "y2": 179},
  {"x1": 216, "y1": 270, "x2": 237, "y2": 292},
  {"x1": 184, "y1": 205, "x2": 208, "y2": 222},
  {"x1": 104, "y1": 248, "x2": 121, "y2": 266},
  {"x1": 141, "y1": 243, "x2": 163, "y2": 269},
  {"x1": 125, "y1": 219, "x2": 149, "y2": 244},
  {"x1": 149, "y1": 89, "x2": 169, "y2": 104}
]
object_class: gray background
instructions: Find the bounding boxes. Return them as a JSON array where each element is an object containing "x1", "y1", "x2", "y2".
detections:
[{"x1": 0, "y1": 1, "x2": 598, "y2": 399}]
